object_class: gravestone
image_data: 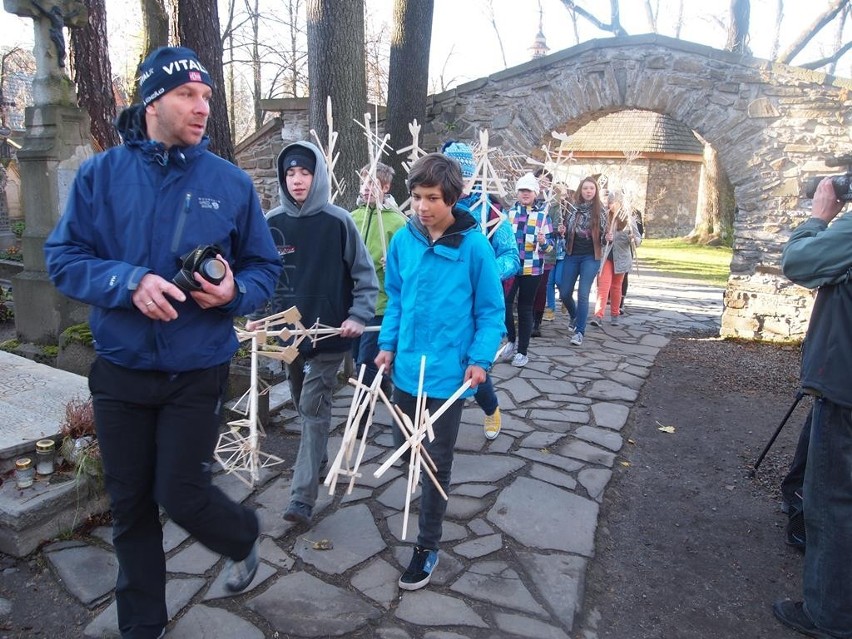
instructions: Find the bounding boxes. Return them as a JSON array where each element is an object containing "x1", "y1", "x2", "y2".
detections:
[{"x1": 3, "y1": 0, "x2": 91, "y2": 344}]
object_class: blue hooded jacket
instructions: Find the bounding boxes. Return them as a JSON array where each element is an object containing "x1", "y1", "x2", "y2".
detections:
[
  {"x1": 456, "y1": 192, "x2": 520, "y2": 282},
  {"x1": 379, "y1": 209, "x2": 505, "y2": 399},
  {"x1": 44, "y1": 104, "x2": 282, "y2": 372}
]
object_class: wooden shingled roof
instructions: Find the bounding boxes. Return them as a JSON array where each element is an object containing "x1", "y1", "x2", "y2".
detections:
[{"x1": 560, "y1": 110, "x2": 704, "y2": 156}]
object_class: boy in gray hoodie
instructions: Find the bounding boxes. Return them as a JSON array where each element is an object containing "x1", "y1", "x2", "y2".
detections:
[{"x1": 262, "y1": 141, "x2": 378, "y2": 525}]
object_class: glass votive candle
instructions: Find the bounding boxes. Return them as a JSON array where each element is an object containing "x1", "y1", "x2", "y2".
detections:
[
  {"x1": 36, "y1": 439, "x2": 56, "y2": 476},
  {"x1": 15, "y1": 458, "x2": 34, "y2": 488}
]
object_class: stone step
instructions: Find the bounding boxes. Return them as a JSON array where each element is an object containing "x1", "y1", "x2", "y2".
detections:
[{"x1": 0, "y1": 471, "x2": 109, "y2": 557}]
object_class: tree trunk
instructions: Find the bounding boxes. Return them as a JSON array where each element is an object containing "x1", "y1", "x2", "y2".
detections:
[
  {"x1": 689, "y1": 144, "x2": 734, "y2": 245},
  {"x1": 133, "y1": 0, "x2": 169, "y2": 104},
  {"x1": 725, "y1": 0, "x2": 750, "y2": 54},
  {"x1": 306, "y1": 0, "x2": 368, "y2": 210},
  {"x1": 385, "y1": 0, "x2": 434, "y2": 203},
  {"x1": 175, "y1": 0, "x2": 234, "y2": 162},
  {"x1": 69, "y1": 0, "x2": 119, "y2": 150}
]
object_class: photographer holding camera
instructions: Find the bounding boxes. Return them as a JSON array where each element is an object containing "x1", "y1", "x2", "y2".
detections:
[
  {"x1": 773, "y1": 176, "x2": 852, "y2": 639},
  {"x1": 44, "y1": 47, "x2": 281, "y2": 639}
]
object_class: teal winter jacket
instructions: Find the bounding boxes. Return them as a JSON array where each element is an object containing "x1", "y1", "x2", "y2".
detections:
[{"x1": 378, "y1": 209, "x2": 505, "y2": 399}]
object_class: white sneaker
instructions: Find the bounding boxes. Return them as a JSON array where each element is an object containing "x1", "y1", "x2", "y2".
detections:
[
  {"x1": 570, "y1": 332, "x2": 583, "y2": 346},
  {"x1": 511, "y1": 352, "x2": 529, "y2": 367},
  {"x1": 566, "y1": 317, "x2": 577, "y2": 333},
  {"x1": 498, "y1": 342, "x2": 516, "y2": 362}
]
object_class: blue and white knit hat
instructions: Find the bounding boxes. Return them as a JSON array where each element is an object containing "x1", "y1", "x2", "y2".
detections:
[
  {"x1": 441, "y1": 140, "x2": 476, "y2": 179},
  {"x1": 138, "y1": 47, "x2": 213, "y2": 106}
]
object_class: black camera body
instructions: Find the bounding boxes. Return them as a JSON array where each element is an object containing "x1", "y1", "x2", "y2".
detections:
[
  {"x1": 804, "y1": 155, "x2": 852, "y2": 201},
  {"x1": 173, "y1": 244, "x2": 226, "y2": 292}
]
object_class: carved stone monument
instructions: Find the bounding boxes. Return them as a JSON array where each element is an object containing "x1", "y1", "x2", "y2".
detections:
[{"x1": 3, "y1": 0, "x2": 92, "y2": 343}]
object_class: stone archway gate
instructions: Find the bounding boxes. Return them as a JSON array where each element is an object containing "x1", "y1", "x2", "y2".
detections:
[{"x1": 418, "y1": 34, "x2": 852, "y2": 341}]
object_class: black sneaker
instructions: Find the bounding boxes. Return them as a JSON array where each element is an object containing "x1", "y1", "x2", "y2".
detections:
[
  {"x1": 531, "y1": 325, "x2": 541, "y2": 338},
  {"x1": 398, "y1": 545, "x2": 439, "y2": 591},
  {"x1": 772, "y1": 599, "x2": 837, "y2": 639},
  {"x1": 283, "y1": 500, "x2": 313, "y2": 525}
]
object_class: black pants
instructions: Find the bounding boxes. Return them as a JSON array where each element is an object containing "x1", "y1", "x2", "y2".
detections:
[
  {"x1": 89, "y1": 358, "x2": 258, "y2": 638},
  {"x1": 781, "y1": 407, "x2": 812, "y2": 512},
  {"x1": 505, "y1": 274, "x2": 541, "y2": 356}
]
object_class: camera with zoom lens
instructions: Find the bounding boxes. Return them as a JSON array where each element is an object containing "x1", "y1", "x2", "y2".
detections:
[
  {"x1": 804, "y1": 155, "x2": 852, "y2": 201},
  {"x1": 172, "y1": 244, "x2": 226, "y2": 292}
]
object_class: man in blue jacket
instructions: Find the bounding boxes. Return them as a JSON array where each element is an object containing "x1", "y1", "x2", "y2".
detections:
[
  {"x1": 773, "y1": 176, "x2": 852, "y2": 639},
  {"x1": 44, "y1": 47, "x2": 281, "y2": 639}
]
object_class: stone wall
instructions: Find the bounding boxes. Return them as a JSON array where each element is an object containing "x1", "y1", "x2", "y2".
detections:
[
  {"x1": 235, "y1": 104, "x2": 312, "y2": 213},
  {"x1": 235, "y1": 35, "x2": 852, "y2": 341},
  {"x1": 646, "y1": 160, "x2": 702, "y2": 238}
]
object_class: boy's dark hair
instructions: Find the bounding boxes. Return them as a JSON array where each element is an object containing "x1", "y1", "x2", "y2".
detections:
[
  {"x1": 407, "y1": 153, "x2": 464, "y2": 206},
  {"x1": 534, "y1": 168, "x2": 553, "y2": 181}
]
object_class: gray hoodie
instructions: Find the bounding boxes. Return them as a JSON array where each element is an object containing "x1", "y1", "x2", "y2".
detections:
[{"x1": 265, "y1": 141, "x2": 378, "y2": 355}]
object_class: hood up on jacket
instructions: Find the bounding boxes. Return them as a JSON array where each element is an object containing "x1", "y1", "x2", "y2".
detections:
[{"x1": 275, "y1": 140, "x2": 332, "y2": 217}]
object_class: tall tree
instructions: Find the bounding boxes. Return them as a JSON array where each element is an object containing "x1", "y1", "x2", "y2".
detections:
[
  {"x1": 174, "y1": 0, "x2": 234, "y2": 161},
  {"x1": 384, "y1": 0, "x2": 434, "y2": 203},
  {"x1": 306, "y1": 0, "x2": 367, "y2": 210},
  {"x1": 725, "y1": 0, "x2": 751, "y2": 54},
  {"x1": 134, "y1": 0, "x2": 169, "y2": 104},
  {"x1": 69, "y1": 0, "x2": 120, "y2": 150}
]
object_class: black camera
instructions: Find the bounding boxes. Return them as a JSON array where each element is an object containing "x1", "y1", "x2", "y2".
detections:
[
  {"x1": 804, "y1": 155, "x2": 852, "y2": 201},
  {"x1": 173, "y1": 244, "x2": 226, "y2": 292}
]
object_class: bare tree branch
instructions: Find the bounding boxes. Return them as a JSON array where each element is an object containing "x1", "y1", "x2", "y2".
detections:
[
  {"x1": 777, "y1": 0, "x2": 849, "y2": 64},
  {"x1": 557, "y1": 0, "x2": 629, "y2": 36},
  {"x1": 643, "y1": 0, "x2": 657, "y2": 32},
  {"x1": 800, "y1": 39, "x2": 852, "y2": 70},
  {"x1": 483, "y1": 0, "x2": 508, "y2": 69}
]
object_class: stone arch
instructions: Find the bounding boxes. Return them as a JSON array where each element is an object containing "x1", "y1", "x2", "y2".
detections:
[{"x1": 420, "y1": 34, "x2": 852, "y2": 340}]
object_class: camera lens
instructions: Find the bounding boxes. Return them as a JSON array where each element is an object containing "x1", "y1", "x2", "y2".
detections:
[{"x1": 199, "y1": 258, "x2": 226, "y2": 284}]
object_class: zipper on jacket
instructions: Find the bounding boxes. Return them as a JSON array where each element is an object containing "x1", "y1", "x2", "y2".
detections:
[{"x1": 170, "y1": 192, "x2": 192, "y2": 253}]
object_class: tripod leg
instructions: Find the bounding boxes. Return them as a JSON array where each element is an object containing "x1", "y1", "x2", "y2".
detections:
[{"x1": 749, "y1": 391, "x2": 806, "y2": 477}]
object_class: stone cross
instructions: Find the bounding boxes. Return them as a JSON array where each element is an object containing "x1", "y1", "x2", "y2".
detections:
[{"x1": 3, "y1": 0, "x2": 88, "y2": 105}]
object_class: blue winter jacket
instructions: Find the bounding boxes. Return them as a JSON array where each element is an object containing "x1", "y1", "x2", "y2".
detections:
[
  {"x1": 379, "y1": 209, "x2": 505, "y2": 399},
  {"x1": 457, "y1": 192, "x2": 519, "y2": 282},
  {"x1": 44, "y1": 105, "x2": 281, "y2": 373}
]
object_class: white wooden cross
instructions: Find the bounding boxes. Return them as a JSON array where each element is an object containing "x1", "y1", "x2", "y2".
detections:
[{"x1": 310, "y1": 96, "x2": 345, "y2": 204}]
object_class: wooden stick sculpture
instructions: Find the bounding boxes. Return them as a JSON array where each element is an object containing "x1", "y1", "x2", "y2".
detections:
[
  {"x1": 214, "y1": 329, "x2": 284, "y2": 487},
  {"x1": 214, "y1": 307, "x2": 381, "y2": 486},
  {"x1": 310, "y1": 96, "x2": 345, "y2": 204},
  {"x1": 396, "y1": 119, "x2": 428, "y2": 215},
  {"x1": 355, "y1": 111, "x2": 397, "y2": 261},
  {"x1": 468, "y1": 129, "x2": 510, "y2": 240}
]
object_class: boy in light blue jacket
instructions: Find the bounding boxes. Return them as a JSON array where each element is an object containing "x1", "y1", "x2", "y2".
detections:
[{"x1": 376, "y1": 153, "x2": 505, "y2": 591}]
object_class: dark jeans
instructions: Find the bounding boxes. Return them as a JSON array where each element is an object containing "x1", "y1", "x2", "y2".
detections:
[
  {"x1": 89, "y1": 358, "x2": 258, "y2": 639},
  {"x1": 473, "y1": 374, "x2": 498, "y2": 416},
  {"x1": 781, "y1": 408, "x2": 812, "y2": 512},
  {"x1": 505, "y1": 274, "x2": 541, "y2": 355},
  {"x1": 392, "y1": 389, "x2": 464, "y2": 550},
  {"x1": 803, "y1": 397, "x2": 852, "y2": 636}
]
